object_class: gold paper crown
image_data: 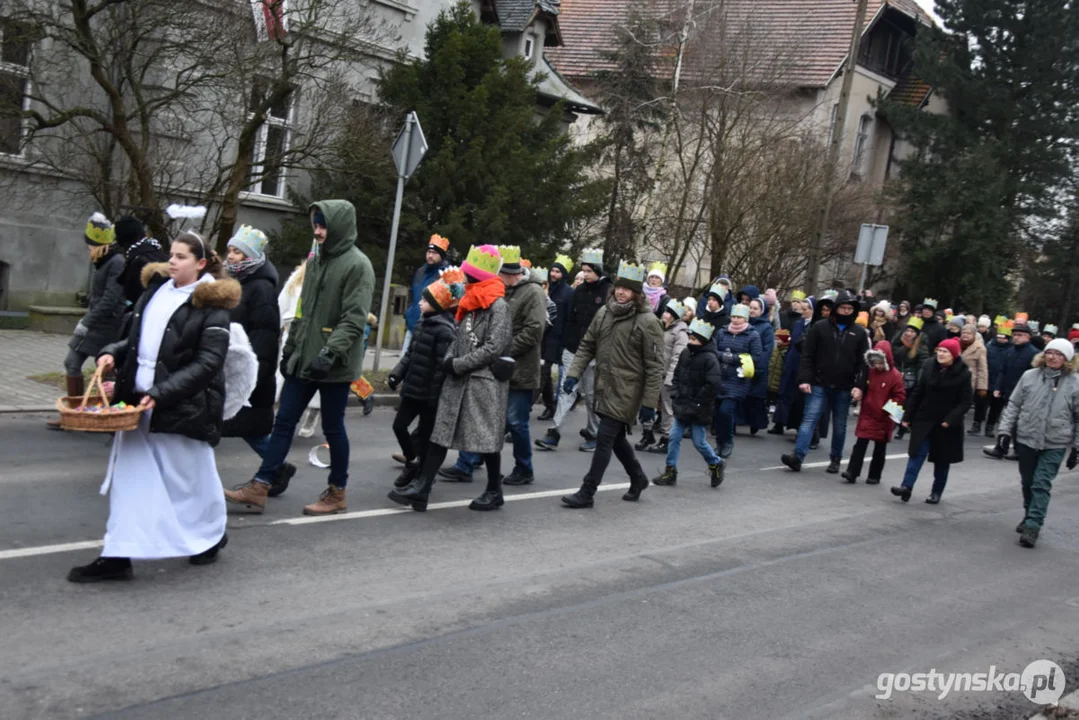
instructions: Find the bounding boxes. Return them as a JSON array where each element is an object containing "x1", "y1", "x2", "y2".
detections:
[
  {"x1": 532, "y1": 266, "x2": 549, "y2": 282},
  {"x1": 463, "y1": 245, "x2": 502, "y2": 276},
  {"x1": 84, "y1": 212, "x2": 115, "y2": 246},
  {"x1": 498, "y1": 245, "x2": 522, "y2": 265},
  {"x1": 646, "y1": 261, "x2": 668, "y2": 278},
  {"x1": 581, "y1": 247, "x2": 604, "y2": 266},
  {"x1": 665, "y1": 299, "x2": 686, "y2": 318},
  {"x1": 922, "y1": 297, "x2": 938, "y2": 308},
  {"x1": 906, "y1": 317, "x2": 924, "y2": 331},
  {"x1": 553, "y1": 254, "x2": 574, "y2": 274},
  {"x1": 790, "y1": 290, "x2": 806, "y2": 301},
  {"x1": 688, "y1": 318, "x2": 715, "y2": 340},
  {"x1": 616, "y1": 260, "x2": 646, "y2": 283}
]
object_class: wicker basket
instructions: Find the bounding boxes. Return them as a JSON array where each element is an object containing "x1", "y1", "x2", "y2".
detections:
[{"x1": 56, "y1": 367, "x2": 145, "y2": 433}]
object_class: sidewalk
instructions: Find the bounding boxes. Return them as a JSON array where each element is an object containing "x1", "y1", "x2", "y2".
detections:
[{"x1": 0, "y1": 329, "x2": 406, "y2": 413}]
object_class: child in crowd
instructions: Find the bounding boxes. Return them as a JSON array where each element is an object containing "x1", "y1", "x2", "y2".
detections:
[{"x1": 843, "y1": 340, "x2": 906, "y2": 484}]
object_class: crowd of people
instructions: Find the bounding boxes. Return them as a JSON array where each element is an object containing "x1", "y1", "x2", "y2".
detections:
[{"x1": 50, "y1": 203, "x2": 1079, "y2": 584}]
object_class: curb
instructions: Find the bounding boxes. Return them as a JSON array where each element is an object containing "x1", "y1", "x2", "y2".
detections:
[
  {"x1": 0, "y1": 396, "x2": 401, "y2": 414},
  {"x1": 0, "y1": 405, "x2": 54, "y2": 414},
  {"x1": 1030, "y1": 689, "x2": 1079, "y2": 719}
]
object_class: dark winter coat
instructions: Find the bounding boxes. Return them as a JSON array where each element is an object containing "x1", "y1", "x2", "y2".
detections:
[
  {"x1": 780, "y1": 308, "x2": 801, "y2": 332},
  {"x1": 698, "y1": 304, "x2": 730, "y2": 335},
  {"x1": 117, "y1": 240, "x2": 169, "y2": 308},
  {"x1": 986, "y1": 337, "x2": 1011, "y2": 392},
  {"x1": 714, "y1": 325, "x2": 764, "y2": 401},
  {"x1": 920, "y1": 315, "x2": 948, "y2": 351},
  {"x1": 855, "y1": 341, "x2": 906, "y2": 442},
  {"x1": 222, "y1": 262, "x2": 281, "y2": 439},
  {"x1": 69, "y1": 249, "x2": 126, "y2": 357},
  {"x1": 391, "y1": 310, "x2": 456, "y2": 404},
  {"x1": 101, "y1": 264, "x2": 240, "y2": 447},
  {"x1": 568, "y1": 294, "x2": 665, "y2": 426},
  {"x1": 543, "y1": 278, "x2": 574, "y2": 363},
  {"x1": 747, "y1": 310, "x2": 775, "y2": 400},
  {"x1": 505, "y1": 271, "x2": 547, "y2": 390},
  {"x1": 672, "y1": 342, "x2": 722, "y2": 426},
  {"x1": 902, "y1": 356, "x2": 973, "y2": 465},
  {"x1": 563, "y1": 275, "x2": 612, "y2": 354},
  {"x1": 891, "y1": 329, "x2": 930, "y2": 389},
  {"x1": 798, "y1": 316, "x2": 871, "y2": 391},
  {"x1": 993, "y1": 341, "x2": 1038, "y2": 398},
  {"x1": 405, "y1": 260, "x2": 447, "y2": 333}
]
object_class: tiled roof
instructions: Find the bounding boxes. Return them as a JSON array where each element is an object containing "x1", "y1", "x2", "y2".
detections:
[
  {"x1": 888, "y1": 72, "x2": 932, "y2": 107},
  {"x1": 548, "y1": 0, "x2": 933, "y2": 88},
  {"x1": 495, "y1": 0, "x2": 562, "y2": 32}
]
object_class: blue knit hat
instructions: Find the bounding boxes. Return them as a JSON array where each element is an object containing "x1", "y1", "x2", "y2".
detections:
[{"x1": 227, "y1": 225, "x2": 269, "y2": 261}]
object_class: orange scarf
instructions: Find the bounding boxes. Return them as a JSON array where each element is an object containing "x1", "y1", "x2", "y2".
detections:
[{"x1": 456, "y1": 276, "x2": 505, "y2": 321}]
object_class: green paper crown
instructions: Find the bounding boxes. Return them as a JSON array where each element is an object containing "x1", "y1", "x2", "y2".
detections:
[
  {"x1": 790, "y1": 290, "x2": 806, "y2": 301},
  {"x1": 498, "y1": 245, "x2": 522, "y2": 265},
  {"x1": 1029, "y1": 320, "x2": 1041, "y2": 332},
  {"x1": 647, "y1": 261, "x2": 668, "y2": 278},
  {"x1": 616, "y1": 260, "x2": 646, "y2": 283},
  {"x1": 708, "y1": 282, "x2": 727, "y2": 300},
  {"x1": 532, "y1": 266, "x2": 549, "y2": 282},
  {"x1": 464, "y1": 245, "x2": 502, "y2": 276},
  {"x1": 554, "y1": 254, "x2": 574, "y2": 274},
  {"x1": 665, "y1": 299, "x2": 686, "y2": 318},
  {"x1": 581, "y1": 247, "x2": 604, "y2": 266},
  {"x1": 1044, "y1": 324, "x2": 1059, "y2": 336},
  {"x1": 688, "y1": 318, "x2": 715, "y2": 340},
  {"x1": 923, "y1": 297, "x2": 938, "y2": 309}
]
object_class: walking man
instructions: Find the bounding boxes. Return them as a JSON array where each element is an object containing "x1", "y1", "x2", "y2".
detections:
[{"x1": 403, "y1": 235, "x2": 450, "y2": 355}]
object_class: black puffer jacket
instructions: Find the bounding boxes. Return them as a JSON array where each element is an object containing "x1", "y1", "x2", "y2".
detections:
[
  {"x1": 117, "y1": 240, "x2": 170, "y2": 307},
  {"x1": 391, "y1": 310, "x2": 457, "y2": 403},
  {"x1": 798, "y1": 316, "x2": 871, "y2": 390},
  {"x1": 563, "y1": 276, "x2": 612, "y2": 354},
  {"x1": 100, "y1": 263, "x2": 240, "y2": 447},
  {"x1": 222, "y1": 262, "x2": 281, "y2": 439},
  {"x1": 543, "y1": 278, "x2": 574, "y2": 362},
  {"x1": 69, "y1": 248, "x2": 126, "y2": 357},
  {"x1": 672, "y1": 342, "x2": 722, "y2": 425}
]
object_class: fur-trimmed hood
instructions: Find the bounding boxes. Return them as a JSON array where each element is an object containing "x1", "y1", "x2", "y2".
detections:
[
  {"x1": 865, "y1": 339, "x2": 894, "y2": 372},
  {"x1": 140, "y1": 262, "x2": 241, "y2": 310},
  {"x1": 1031, "y1": 352, "x2": 1079, "y2": 374}
]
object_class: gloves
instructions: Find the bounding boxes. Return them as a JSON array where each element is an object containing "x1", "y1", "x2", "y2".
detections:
[
  {"x1": 280, "y1": 349, "x2": 293, "y2": 377},
  {"x1": 1068, "y1": 448, "x2": 1078, "y2": 470},
  {"x1": 562, "y1": 376, "x2": 579, "y2": 394},
  {"x1": 442, "y1": 357, "x2": 458, "y2": 377},
  {"x1": 306, "y1": 352, "x2": 334, "y2": 381},
  {"x1": 720, "y1": 350, "x2": 735, "y2": 365},
  {"x1": 387, "y1": 375, "x2": 401, "y2": 391},
  {"x1": 639, "y1": 407, "x2": 656, "y2": 424}
]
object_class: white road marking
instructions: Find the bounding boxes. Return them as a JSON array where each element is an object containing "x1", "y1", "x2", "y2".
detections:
[
  {"x1": 758, "y1": 453, "x2": 907, "y2": 472},
  {"x1": 0, "y1": 539, "x2": 104, "y2": 560}
]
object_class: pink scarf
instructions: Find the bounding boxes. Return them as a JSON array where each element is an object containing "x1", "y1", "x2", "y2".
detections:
[{"x1": 643, "y1": 284, "x2": 665, "y2": 311}]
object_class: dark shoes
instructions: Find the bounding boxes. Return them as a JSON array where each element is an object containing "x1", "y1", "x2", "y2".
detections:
[
  {"x1": 826, "y1": 458, "x2": 841, "y2": 474},
  {"x1": 580, "y1": 428, "x2": 596, "y2": 442},
  {"x1": 1019, "y1": 526, "x2": 1039, "y2": 548},
  {"x1": 1016, "y1": 519, "x2": 1027, "y2": 534},
  {"x1": 634, "y1": 428, "x2": 656, "y2": 452},
  {"x1": 809, "y1": 431, "x2": 820, "y2": 450},
  {"x1": 469, "y1": 489, "x2": 505, "y2": 511},
  {"x1": 68, "y1": 557, "x2": 133, "y2": 583},
  {"x1": 561, "y1": 491, "x2": 595, "y2": 509},
  {"x1": 781, "y1": 454, "x2": 802, "y2": 472},
  {"x1": 841, "y1": 470, "x2": 857, "y2": 484},
  {"x1": 719, "y1": 443, "x2": 734, "y2": 459},
  {"x1": 267, "y1": 462, "x2": 296, "y2": 498},
  {"x1": 767, "y1": 424, "x2": 785, "y2": 435},
  {"x1": 890, "y1": 485, "x2": 912, "y2": 502},
  {"x1": 653, "y1": 466, "x2": 678, "y2": 486},
  {"x1": 392, "y1": 452, "x2": 407, "y2": 465},
  {"x1": 983, "y1": 445, "x2": 1005, "y2": 459},
  {"x1": 646, "y1": 437, "x2": 669, "y2": 455},
  {"x1": 502, "y1": 469, "x2": 534, "y2": 486},
  {"x1": 535, "y1": 429, "x2": 560, "y2": 451},
  {"x1": 967, "y1": 421, "x2": 982, "y2": 436},
  {"x1": 622, "y1": 475, "x2": 649, "y2": 502},
  {"x1": 925, "y1": 493, "x2": 941, "y2": 505},
  {"x1": 537, "y1": 407, "x2": 555, "y2": 421},
  {"x1": 437, "y1": 465, "x2": 473, "y2": 483},
  {"x1": 709, "y1": 462, "x2": 725, "y2": 488},
  {"x1": 393, "y1": 462, "x2": 419, "y2": 489},
  {"x1": 579, "y1": 440, "x2": 597, "y2": 452},
  {"x1": 865, "y1": 477, "x2": 881, "y2": 485},
  {"x1": 190, "y1": 533, "x2": 228, "y2": 566}
]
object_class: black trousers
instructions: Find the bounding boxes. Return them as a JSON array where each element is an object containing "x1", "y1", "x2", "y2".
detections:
[
  {"x1": 847, "y1": 437, "x2": 888, "y2": 480},
  {"x1": 540, "y1": 360, "x2": 557, "y2": 411},
  {"x1": 986, "y1": 394, "x2": 1007, "y2": 427},
  {"x1": 393, "y1": 396, "x2": 438, "y2": 463},
  {"x1": 584, "y1": 414, "x2": 646, "y2": 489},
  {"x1": 418, "y1": 444, "x2": 502, "y2": 494},
  {"x1": 973, "y1": 392, "x2": 988, "y2": 423}
]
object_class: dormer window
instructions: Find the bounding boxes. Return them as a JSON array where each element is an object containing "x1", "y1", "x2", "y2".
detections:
[{"x1": 524, "y1": 34, "x2": 535, "y2": 60}]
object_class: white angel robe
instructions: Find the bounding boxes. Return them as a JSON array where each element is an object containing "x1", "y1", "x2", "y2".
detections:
[{"x1": 100, "y1": 276, "x2": 227, "y2": 559}]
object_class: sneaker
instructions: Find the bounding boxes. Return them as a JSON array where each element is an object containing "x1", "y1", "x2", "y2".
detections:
[
  {"x1": 781, "y1": 454, "x2": 802, "y2": 472},
  {"x1": 502, "y1": 469, "x2": 534, "y2": 486},
  {"x1": 1019, "y1": 526, "x2": 1039, "y2": 548},
  {"x1": 826, "y1": 458, "x2": 841, "y2": 474},
  {"x1": 535, "y1": 429, "x2": 560, "y2": 451},
  {"x1": 302, "y1": 485, "x2": 347, "y2": 516},
  {"x1": 67, "y1": 557, "x2": 133, "y2": 583},
  {"x1": 224, "y1": 480, "x2": 269, "y2": 514},
  {"x1": 189, "y1": 533, "x2": 228, "y2": 566},
  {"x1": 653, "y1": 465, "x2": 678, "y2": 486},
  {"x1": 437, "y1": 465, "x2": 473, "y2": 483},
  {"x1": 709, "y1": 462, "x2": 725, "y2": 488},
  {"x1": 297, "y1": 408, "x2": 320, "y2": 438},
  {"x1": 579, "y1": 440, "x2": 597, "y2": 452},
  {"x1": 890, "y1": 485, "x2": 912, "y2": 503},
  {"x1": 267, "y1": 462, "x2": 296, "y2": 498},
  {"x1": 579, "y1": 428, "x2": 596, "y2": 442},
  {"x1": 646, "y1": 437, "x2": 669, "y2": 455}
]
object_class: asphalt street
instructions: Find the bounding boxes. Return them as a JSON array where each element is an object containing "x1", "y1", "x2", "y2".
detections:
[{"x1": 1, "y1": 405, "x2": 1078, "y2": 720}]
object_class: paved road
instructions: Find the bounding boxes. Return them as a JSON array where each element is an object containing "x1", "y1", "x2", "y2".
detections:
[{"x1": 1, "y1": 408, "x2": 1077, "y2": 720}]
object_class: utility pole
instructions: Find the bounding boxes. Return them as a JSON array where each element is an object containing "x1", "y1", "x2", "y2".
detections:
[{"x1": 805, "y1": 0, "x2": 870, "y2": 295}]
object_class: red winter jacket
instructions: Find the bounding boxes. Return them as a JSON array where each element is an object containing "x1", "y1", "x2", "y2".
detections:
[{"x1": 855, "y1": 340, "x2": 907, "y2": 442}]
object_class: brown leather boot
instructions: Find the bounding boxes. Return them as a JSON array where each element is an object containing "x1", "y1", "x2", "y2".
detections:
[
  {"x1": 224, "y1": 480, "x2": 269, "y2": 513},
  {"x1": 303, "y1": 485, "x2": 347, "y2": 516},
  {"x1": 48, "y1": 375, "x2": 87, "y2": 430}
]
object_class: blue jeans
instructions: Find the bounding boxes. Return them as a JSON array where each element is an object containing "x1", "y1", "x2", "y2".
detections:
[
  {"x1": 256, "y1": 377, "x2": 351, "y2": 487},
  {"x1": 714, "y1": 398, "x2": 737, "y2": 449},
  {"x1": 901, "y1": 437, "x2": 950, "y2": 495},
  {"x1": 461, "y1": 388, "x2": 533, "y2": 475},
  {"x1": 794, "y1": 386, "x2": 852, "y2": 461},
  {"x1": 244, "y1": 435, "x2": 271, "y2": 457},
  {"x1": 667, "y1": 418, "x2": 722, "y2": 467}
]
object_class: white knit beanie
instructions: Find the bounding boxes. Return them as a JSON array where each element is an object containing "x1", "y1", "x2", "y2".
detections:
[{"x1": 1046, "y1": 338, "x2": 1075, "y2": 362}]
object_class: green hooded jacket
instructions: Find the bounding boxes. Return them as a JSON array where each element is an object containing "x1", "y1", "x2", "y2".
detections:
[{"x1": 283, "y1": 200, "x2": 375, "y2": 383}]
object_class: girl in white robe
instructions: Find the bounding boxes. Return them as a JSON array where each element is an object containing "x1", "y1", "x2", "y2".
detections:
[{"x1": 68, "y1": 232, "x2": 240, "y2": 583}]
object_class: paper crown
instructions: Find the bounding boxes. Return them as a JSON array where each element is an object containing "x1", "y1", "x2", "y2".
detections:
[
  {"x1": 707, "y1": 282, "x2": 727, "y2": 300},
  {"x1": 439, "y1": 266, "x2": 466, "y2": 285},
  {"x1": 228, "y1": 225, "x2": 269, "y2": 258},
  {"x1": 1029, "y1": 320, "x2": 1041, "y2": 332},
  {"x1": 1072, "y1": 323, "x2": 1079, "y2": 331},
  {"x1": 664, "y1": 299, "x2": 686, "y2": 318},
  {"x1": 821, "y1": 289, "x2": 839, "y2": 300},
  {"x1": 424, "y1": 268, "x2": 467, "y2": 311},
  {"x1": 994, "y1": 315, "x2": 1009, "y2": 327},
  {"x1": 790, "y1": 290, "x2": 807, "y2": 301},
  {"x1": 856, "y1": 311, "x2": 869, "y2": 327},
  {"x1": 581, "y1": 247, "x2": 604, "y2": 266},
  {"x1": 906, "y1": 317, "x2": 924, "y2": 331},
  {"x1": 84, "y1": 212, "x2": 115, "y2": 246},
  {"x1": 1015, "y1": 312, "x2": 1029, "y2": 323},
  {"x1": 532, "y1": 266, "x2": 549, "y2": 282},
  {"x1": 1044, "y1": 324, "x2": 1059, "y2": 336},
  {"x1": 498, "y1": 245, "x2": 522, "y2": 265},
  {"x1": 998, "y1": 323, "x2": 1013, "y2": 336},
  {"x1": 646, "y1": 261, "x2": 668, "y2": 280},
  {"x1": 462, "y1": 245, "x2": 502, "y2": 280},
  {"x1": 688, "y1": 318, "x2": 715, "y2": 340},
  {"x1": 520, "y1": 258, "x2": 532, "y2": 269},
  {"x1": 553, "y1": 254, "x2": 575, "y2": 274},
  {"x1": 922, "y1": 298, "x2": 938, "y2": 309},
  {"x1": 428, "y1": 234, "x2": 450, "y2": 253},
  {"x1": 615, "y1": 260, "x2": 646, "y2": 283},
  {"x1": 731, "y1": 304, "x2": 751, "y2": 319}
]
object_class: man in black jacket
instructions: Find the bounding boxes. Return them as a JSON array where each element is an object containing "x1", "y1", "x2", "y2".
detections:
[
  {"x1": 782, "y1": 290, "x2": 870, "y2": 473},
  {"x1": 535, "y1": 250, "x2": 612, "y2": 452},
  {"x1": 539, "y1": 255, "x2": 575, "y2": 420},
  {"x1": 919, "y1": 298, "x2": 948, "y2": 351}
]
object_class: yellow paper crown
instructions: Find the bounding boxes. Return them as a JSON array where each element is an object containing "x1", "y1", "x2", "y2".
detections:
[
  {"x1": 688, "y1": 318, "x2": 715, "y2": 340},
  {"x1": 84, "y1": 212, "x2": 115, "y2": 246},
  {"x1": 790, "y1": 290, "x2": 806, "y2": 301},
  {"x1": 581, "y1": 247, "x2": 604, "y2": 266},
  {"x1": 498, "y1": 245, "x2": 522, "y2": 265},
  {"x1": 906, "y1": 317, "x2": 924, "y2": 331},
  {"x1": 464, "y1": 245, "x2": 502, "y2": 276},
  {"x1": 646, "y1": 261, "x2": 668, "y2": 279},
  {"x1": 553, "y1": 254, "x2": 574, "y2": 274},
  {"x1": 616, "y1": 260, "x2": 646, "y2": 283}
]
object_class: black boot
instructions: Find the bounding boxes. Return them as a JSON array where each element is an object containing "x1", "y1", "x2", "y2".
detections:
[
  {"x1": 393, "y1": 462, "x2": 419, "y2": 489},
  {"x1": 895, "y1": 426, "x2": 906, "y2": 440},
  {"x1": 470, "y1": 474, "x2": 504, "y2": 511},
  {"x1": 190, "y1": 533, "x2": 228, "y2": 566},
  {"x1": 890, "y1": 485, "x2": 912, "y2": 503},
  {"x1": 709, "y1": 462, "x2": 725, "y2": 488},
  {"x1": 268, "y1": 462, "x2": 296, "y2": 498},
  {"x1": 925, "y1": 493, "x2": 941, "y2": 504},
  {"x1": 622, "y1": 472, "x2": 649, "y2": 502},
  {"x1": 647, "y1": 436, "x2": 669, "y2": 455},
  {"x1": 538, "y1": 407, "x2": 555, "y2": 421},
  {"x1": 388, "y1": 473, "x2": 434, "y2": 512},
  {"x1": 826, "y1": 457, "x2": 841, "y2": 474},
  {"x1": 781, "y1": 453, "x2": 802, "y2": 472},
  {"x1": 652, "y1": 465, "x2": 678, "y2": 486},
  {"x1": 767, "y1": 423, "x2": 784, "y2": 435},
  {"x1": 967, "y1": 421, "x2": 982, "y2": 436},
  {"x1": 634, "y1": 428, "x2": 656, "y2": 451},
  {"x1": 68, "y1": 557, "x2": 133, "y2": 583},
  {"x1": 502, "y1": 468, "x2": 534, "y2": 486},
  {"x1": 984, "y1": 422, "x2": 995, "y2": 437},
  {"x1": 561, "y1": 476, "x2": 597, "y2": 508},
  {"x1": 1019, "y1": 525, "x2": 1039, "y2": 548},
  {"x1": 841, "y1": 470, "x2": 857, "y2": 484}
]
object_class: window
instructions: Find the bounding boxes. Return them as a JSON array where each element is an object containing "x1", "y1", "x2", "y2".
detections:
[
  {"x1": 248, "y1": 78, "x2": 293, "y2": 198},
  {"x1": 523, "y1": 35, "x2": 535, "y2": 60},
  {"x1": 851, "y1": 114, "x2": 872, "y2": 178},
  {"x1": 0, "y1": 18, "x2": 31, "y2": 156}
]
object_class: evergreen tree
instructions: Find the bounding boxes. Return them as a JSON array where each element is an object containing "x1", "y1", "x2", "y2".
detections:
[{"x1": 878, "y1": 0, "x2": 1079, "y2": 313}]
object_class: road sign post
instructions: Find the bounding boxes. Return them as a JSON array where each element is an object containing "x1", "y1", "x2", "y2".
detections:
[{"x1": 854, "y1": 223, "x2": 888, "y2": 293}]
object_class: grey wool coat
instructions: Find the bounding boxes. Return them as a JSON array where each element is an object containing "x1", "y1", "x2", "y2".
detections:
[{"x1": 430, "y1": 297, "x2": 513, "y2": 453}]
